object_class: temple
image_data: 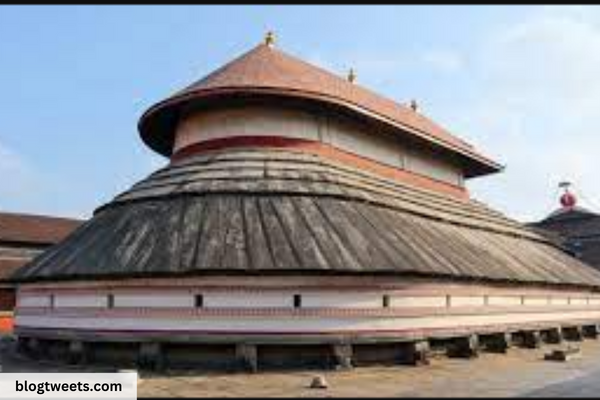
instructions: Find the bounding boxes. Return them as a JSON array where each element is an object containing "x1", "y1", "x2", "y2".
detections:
[
  {"x1": 0, "y1": 212, "x2": 81, "y2": 332},
  {"x1": 11, "y1": 34, "x2": 600, "y2": 370}
]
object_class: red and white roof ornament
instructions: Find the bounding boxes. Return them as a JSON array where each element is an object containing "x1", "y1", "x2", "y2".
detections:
[{"x1": 559, "y1": 181, "x2": 577, "y2": 209}]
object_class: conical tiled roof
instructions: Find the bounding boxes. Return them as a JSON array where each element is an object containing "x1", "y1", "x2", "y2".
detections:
[{"x1": 139, "y1": 43, "x2": 501, "y2": 177}]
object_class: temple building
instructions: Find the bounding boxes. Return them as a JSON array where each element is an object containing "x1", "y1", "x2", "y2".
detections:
[
  {"x1": 11, "y1": 34, "x2": 600, "y2": 370},
  {"x1": 0, "y1": 212, "x2": 81, "y2": 332},
  {"x1": 532, "y1": 185, "x2": 600, "y2": 270}
]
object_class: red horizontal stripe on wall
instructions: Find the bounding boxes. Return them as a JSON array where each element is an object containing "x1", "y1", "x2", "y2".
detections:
[{"x1": 172, "y1": 136, "x2": 469, "y2": 200}]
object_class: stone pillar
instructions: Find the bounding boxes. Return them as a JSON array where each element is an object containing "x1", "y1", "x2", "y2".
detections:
[
  {"x1": 137, "y1": 342, "x2": 164, "y2": 371},
  {"x1": 449, "y1": 335, "x2": 479, "y2": 358},
  {"x1": 27, "y1": 337, "x2": 42, "y2": 356},
  {"x1": 523, "y1": 331, "x2": 541, "y2": 349},
  {"x1": 563, "y1": 326, "x2": 583, "y2": 342},
  {"x1": 503, "y1": 332, "x2": 513, "y2": 350},
  {"x1": 16, "y1": 337, "x2": 29, "y2": 354},
  {"x1": 332, "y1": 344, "x2": 353, "y2": 369},
  {"x1": 582, "y1": 325, "x2": 598, "y2": 339},
  {"x1": 67, "y1": 340, "x2": 87, "y2": 364},
  {"x1": 575, "y1": 326, "x2": 584, "y2": 341},
  {"x1": 484, "y1": 332, "x2": 512, "y2": 353},
  {"x1": 546, "y1": 327, "x2": 564, "y2": 344},
  {"x1": 236, "y1": 344, "x2": 258, "y2": 373},
  {"x1": 407, "y1": 340, "x2": 430, "y2": 366}
]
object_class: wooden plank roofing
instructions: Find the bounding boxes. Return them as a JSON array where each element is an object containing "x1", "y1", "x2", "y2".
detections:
[
  {"x1": 11, "y1": 148, "x2": 600, "y2": 288},
  {"x1": 139, "y1": 43, "x2": 501, "y2": 177}
]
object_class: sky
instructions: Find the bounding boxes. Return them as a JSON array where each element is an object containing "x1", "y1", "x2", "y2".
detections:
[{"x1": 1, "y1": 5, "x2": 599, "y2": 222}]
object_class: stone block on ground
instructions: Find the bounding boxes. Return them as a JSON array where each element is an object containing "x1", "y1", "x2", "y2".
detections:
[
  {"x1": 544, "y1": 346, "x2": 581, "y2": 362},
  {"x1": 309, "y1": 375, "x2": 328, "y2": 389}
]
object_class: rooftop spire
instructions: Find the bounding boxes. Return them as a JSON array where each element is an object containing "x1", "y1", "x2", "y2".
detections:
[
  {"x1": 559, "y1": 181, "x2": 577, "y2": 209},
  {"x1": 410, "y1": 99, "x2": 419, "y2": 112},
  {"x1": 347, "y1": 68, "x2": 357, "y2": 83},
  {"x1": 264, "y1": 31, "x2": 276, "y2": 48}
]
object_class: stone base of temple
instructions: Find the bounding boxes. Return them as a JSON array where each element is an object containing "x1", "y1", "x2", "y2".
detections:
[{"x1": 15, "y1": 322, "x2": 600, "y2": 372}]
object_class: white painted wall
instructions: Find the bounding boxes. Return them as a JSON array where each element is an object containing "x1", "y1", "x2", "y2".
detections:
[
  {"x1": 55, "y1": 294, "x2": 106, "y2": 308},
  {"x1": 523, "y1": 297, "x2": 549, "y2": 306},
  {"x1": 204, "y1": 292, "x2": 293, "y2": 308},
  {"x1": 550, "y1": 297, "x2": 570, "y2": 306},
  {"x1": 570, "y1": 298, "x2": 588, "y2": 306},
  {"x1": 16, "y1": 283, "x2": 600, "y2": 337},
  {"x1": 18, "y1": 290, "x2": 600, "y2": 312},
  {"x1": 174, "y1": 105, "x2": 463, "y2": 186},
  {"x1": 114, "y1": 294, "x2": 194, "y2": 308},
  {"x1": 18, "y1": 295, "x2": 50, "y2": 308},
  {"x1": 176, "y1": 106, "x2": 321, "y2": 148},
  {"x1": 450, "y1": 296, "x2": 485, "y2": 307},
  {"x1": 487, "y1": 296, "x2": 523, "y2": 307},
  {"x1": 590, "y1": 298, "x2": 600, "y2": 306},
  {"x1": 394, "y1": 296, "x2": 447, "y2": 308},
  {"x1": 16, "y1": 310, "x2": 600, "y2": 335},
  {"x1": 301, "y1": 291, "x2": 381, "y2": 309}
]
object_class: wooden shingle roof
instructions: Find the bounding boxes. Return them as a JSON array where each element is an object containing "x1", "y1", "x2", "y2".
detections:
[
  {"x1": 139, "y1": 43, "x2": 501, "y2": 178},
  {"x1": 11, "y1": 148, "x2": 600, "y2": 288},
  {"x1": 534, "y1": 208, "x2": 600, "y2": 239}
]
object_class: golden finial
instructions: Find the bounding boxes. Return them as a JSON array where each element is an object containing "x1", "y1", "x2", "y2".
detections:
[
  {"x1": 410, "y1": 99, "x2": 419, "y2": 112},
  {"x1": 264, "y1": 31, "x2": 276, "y2": 48},
  {"x1": 347, "y1": 68, "x2": 357, "y2": 83}
]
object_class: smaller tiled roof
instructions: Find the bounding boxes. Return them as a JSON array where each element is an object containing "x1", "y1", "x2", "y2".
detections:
[
  {"x1": 533, "y1": 207, "x2": 600, "y2": 240},
  {"x1": 532, "y1": 207, "x2": 600, "y2": 269},
  {"x1": 0, "y1": 212, "x2": 83, "y2": 245},
  {"x1": 139, "y1": 43, "x2": 501, "y2": 178}
]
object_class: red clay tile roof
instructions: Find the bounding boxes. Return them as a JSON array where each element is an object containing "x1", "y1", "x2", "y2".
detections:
[
  {"x1": 139, "y1": 44, "x2": 501, "y2": 178},
  {"x1": 0, "y1": 212, "x2": 83, "y2": 245}
]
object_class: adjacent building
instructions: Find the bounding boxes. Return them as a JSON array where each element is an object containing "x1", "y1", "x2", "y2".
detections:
[
  {"x1": 0, "y1": 212, "x2": 82, "y2": 332},
  {"x1": 532, "y1": 188, "x2": 600, "y2": 270}
]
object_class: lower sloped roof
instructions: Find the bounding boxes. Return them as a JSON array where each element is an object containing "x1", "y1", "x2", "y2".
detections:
[
  {"x1": 0, "y1": 212, "x2": 82, "y2": 246},
  {"x1": 11, "y1": 148, "x2": 600, "y2": 288}
]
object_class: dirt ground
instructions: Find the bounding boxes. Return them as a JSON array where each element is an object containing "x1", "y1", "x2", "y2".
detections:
[{"x1": 3, "y1": 336, "x2": 600, "y2": 397}]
